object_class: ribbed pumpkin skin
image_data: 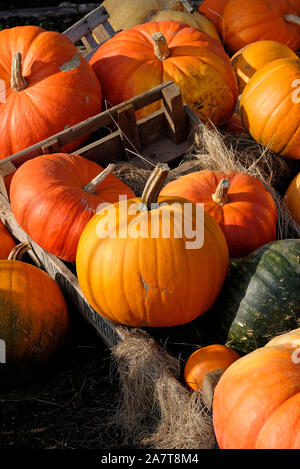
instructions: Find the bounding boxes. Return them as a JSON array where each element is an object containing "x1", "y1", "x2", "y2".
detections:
[
  {"x1": 0, "y1": 260, "x2": 69, "y2": 383},
  {"x1": 222, "y1": 0, "x2": 300, "y2": 53},
  {"x1": 213, "y1": 328, "x2": 300, "y2": 449},
  {"x1": 240, "y1": 58, "x2": 300, "y2": 160},
  {"x1": 10, "y1": 154, "x2": 135, "y2": 262},
  {"x1": 210, "y1": 239, "x2": 300, "y2": 354},
  {"x1": 0, "y1": 221, "x2": 15, "y2": 259},
  {"x1": 160, "y1": 170, "x2": 277, "y2": 257},
  {"x1": 76, "y1": 197, "x2": 229, "y2": 328},
  {"x1": 199, "y1": 0, "x2": 228, "y2": 32},
  {"x1": 284, "y1": 172, "x2": 300, "y2": 225},
  {"x1": 0, "y1": 26, "x2": 102, "y2": 160},
  {"x1": 90, "y1": 21, "x2": 238, "y2": 126},
  {"x1": 184, "y1": 344, "x2": 240, "y2": 391},
  {"x1": 231, "y1": 40, "x2": 298, "y2": 93},
  {"x1": 151, "y1": 9, "x2": 221, "y2": 42}
]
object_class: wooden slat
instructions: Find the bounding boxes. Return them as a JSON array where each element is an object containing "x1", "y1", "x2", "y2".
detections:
[
  {"x1": 41, "y1": 139, "x2": 60, "y2": 155},
  {"x1": 92, "y1": 21, "x2": 116, "y2": 44},
  {"x1": 117, "y1": 104, "x2": 141, "y2": 156},
  {"x1": 76, "y1": 130, "x2": 124, "y2": 163},
  {"x1": 137, "y1": 109, "x2": 167, "y2": 147},
  {"x1": 0, "y1": 82, "x2": 174, "y2": 167},
  {"x1": 81, "y1": 31, "x2": 99, "y2": 51},
  {"x1": 63, "y1": 5, "x2": 110, "y2": 44},
  {"x1": 162, "y1": 82, "x2": 188, "y2": 144}
]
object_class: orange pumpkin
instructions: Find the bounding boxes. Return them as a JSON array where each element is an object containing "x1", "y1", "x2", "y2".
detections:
[
  {"x1": 240, "y1": 57, "x2": 300, "y2": 160},
  {"x1": 90, "y1": 21, "x2": 238, "y2": 126},
  {"x1": 10, "y1": 154, "x2": 135, "y2": 262},
  {"x1": 222, "y1": 0, "x2": 300, "y2": 53},
  {"x1": 0, "y1": 243, "x2": 69, "y2": 386},
  {"x1": 231, "y1": 40, "x2": 298, "y2": 93},
  {"x1": 284, "y1": 172, "x2": 300, "y2": 225},
  {"x1": 0, "y1": 220, "x2": 15, "y2": 259},
  {"x1": 213, "y1": 328, "x2": 300, "y2": 449},
  {"x1": 198, "y1": 0, "x2": 228, "y2": 33},
  {"x1": 160, "y1": 170, "x2": 277, "y2": 257},
  {"x1": 0, "y1": 26, "x2": 102, "y2": 160},
  {"x1": 184, "y1": 344, "x2": 240, "y2": 391},
  {"x1": 76, "y1": 164, "x2": 229, "y2": 328}
]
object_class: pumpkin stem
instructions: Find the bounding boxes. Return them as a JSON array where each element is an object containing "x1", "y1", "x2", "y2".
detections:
[
  {"x1": 84, "y1": 164, "x2": 115, "y2": 194},
  {"x1": 212, "y1": 179, "x2": 230, "y2": 205},
  {"x1": 11, "y1": 52, "x2": 27, "y2": 92},
  {"x1": 8, "y1": 242, "x2": 32, "y2": 261},
  {"x1": 152, "y1": 33, "x2": 170, "y2": 61},
  {"x1": 284, "y1": 14, "x2": 300, "y2": 27},
  {"x1": 140, "y1": 163, "x2": 170, "y2": 210}
]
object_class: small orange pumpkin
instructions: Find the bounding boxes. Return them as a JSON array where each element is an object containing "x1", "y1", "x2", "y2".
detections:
[
  {"x1": 184, "y1": 344, "x2": 240, "y2": 391},
  {"x1": 160, "y1": 169, "x2": 277, "y2": 257}
]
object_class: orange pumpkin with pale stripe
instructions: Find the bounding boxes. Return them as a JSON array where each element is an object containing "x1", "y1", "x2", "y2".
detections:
[
  {"x1": 90, "y1": 21, "x2": 238, "y2": 126},
  {"x1": 213, "y1": 328, "x2": 300, "y2": 449},
  {"x1": 9, "y1": 154, "x2": 135, "y2": 262}
]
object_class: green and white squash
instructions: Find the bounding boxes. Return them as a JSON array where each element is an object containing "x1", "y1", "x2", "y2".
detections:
[{"x1": 211, "y1": 239, "x2": 300, "y2": 354}]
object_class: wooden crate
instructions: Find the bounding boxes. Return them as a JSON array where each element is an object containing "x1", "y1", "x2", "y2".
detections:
[
  {"x1": 0, "y1": 82, "x2": 200, "y2": 348},
  {"x1": 63, "y1": 5, "x2": 116, "y2": 61}
]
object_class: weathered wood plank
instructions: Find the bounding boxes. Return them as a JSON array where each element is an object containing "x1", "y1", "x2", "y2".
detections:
[
  {"x1": 162, "y1": 82, "x2": 188, "y2": 144},
  {"x1": 117, "y1": 104, "x2": 141, "y2": 156},
  {"x1": 63, "y1": 5, "x2": 110, "y2": 44}
]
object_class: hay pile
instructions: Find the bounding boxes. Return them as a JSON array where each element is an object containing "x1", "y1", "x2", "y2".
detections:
[{"x1": 110, "y1": 329, "x2": 217, "y2": 449}]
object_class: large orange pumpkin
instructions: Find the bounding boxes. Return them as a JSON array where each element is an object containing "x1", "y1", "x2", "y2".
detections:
[
  {"x1": 198, "y1": 0, "x2": 228, "y2": 33},
  {"x1": 90, "y1": 21, "x2": 238, "y2": 126},
  {"x1": 184, "y1": 344, "x2": 240, "y2": 391},
  {"x1": 222, "y1": 0, "x2": 300, "y2": 53},
  {"x1": 76, "y1": 164, "x2": 229, "y2": 328},
  {"x1": 160, "y1": 170, "x2": 277, "y2": 257},
  {"x1": 213, "y1": 328, "x2": 300, "y2": 449},
  {"x1": 10, "y1": 154, "x2": 135, "y2": 262},
  {"x1": 240, "y1": 57, "x2": 300, "y2": 160},
  {"x1": 0, "y1": 242, "x2": 69, "y2": 386},
  {"x1": 284, "y1": 172, "x2": 300, "y2": 225},
  {"x1": 0, "y1": 220, "x2": 15, "y2": 259},
  {"x1": 0, "y1": 26, "x2": 102, "y2": 160},
  {"x1": 231, "y1": 40, "x2": 298, "y2": 93}
]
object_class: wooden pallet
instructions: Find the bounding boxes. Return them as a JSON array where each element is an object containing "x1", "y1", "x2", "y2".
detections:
[{"x1": 0, "y1": 82, "x2": 200, "y2": 348}]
